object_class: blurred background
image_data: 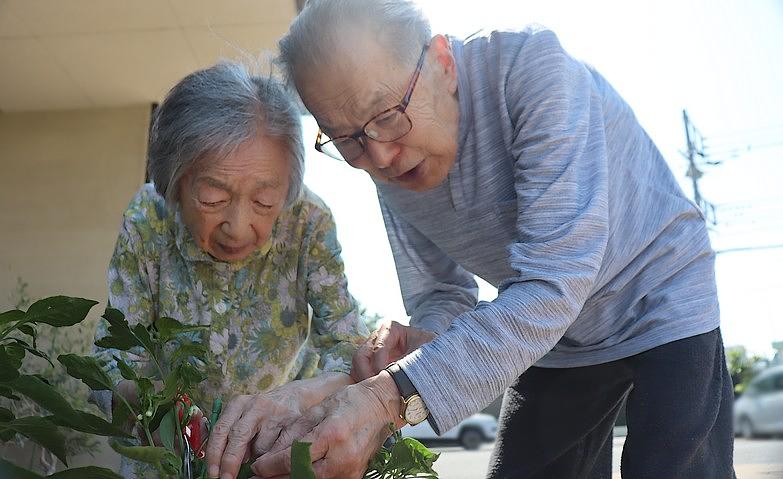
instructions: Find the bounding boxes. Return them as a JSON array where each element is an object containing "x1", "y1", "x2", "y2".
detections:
[{"x1": 1, "y1": 0, "x2": 781, "y2": 475}]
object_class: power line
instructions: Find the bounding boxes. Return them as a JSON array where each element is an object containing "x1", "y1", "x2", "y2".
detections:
[
  {"x1": 682, "y1": 110, "x2": 717, "y2": 224},
  {"x1": 716, "y1": 244, "x2": 783, "y2": 255}
]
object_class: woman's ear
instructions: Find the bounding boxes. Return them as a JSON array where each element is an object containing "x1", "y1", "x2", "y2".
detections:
[{"x1": 429, "y1": 34, "x2": 458, "y2": 94}]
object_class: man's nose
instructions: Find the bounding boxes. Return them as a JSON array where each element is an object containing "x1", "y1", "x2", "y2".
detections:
[{"x1": 364, "y1": 139, "x2": 402, "y2": 171}]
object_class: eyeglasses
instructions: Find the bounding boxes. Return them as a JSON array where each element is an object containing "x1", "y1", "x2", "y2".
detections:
[{"x1": 314, "y1": 43, "x2": 430, "y2": 163}]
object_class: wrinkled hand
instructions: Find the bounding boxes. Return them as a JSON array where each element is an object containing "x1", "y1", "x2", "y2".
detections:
[
  {"x1": 351, "y1": 321, "x2": 437, "y2": 382},
  {"x1": 206, "y1": 373, "x2": 352, "y2": 479},
  {"x1": 251, "y1": 372, "x2": 403, "y2": 479}
]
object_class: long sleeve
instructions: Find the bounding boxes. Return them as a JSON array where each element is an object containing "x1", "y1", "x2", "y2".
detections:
[
  {"x1": 304, "y1": 206, "x2": 369, "y2": 374},
  {"x1": 399, "y1": 30, "x2": 610, "y2": 432},
  {"x1": 379, "y1": 195, "x2": 478, "y2": 334}
]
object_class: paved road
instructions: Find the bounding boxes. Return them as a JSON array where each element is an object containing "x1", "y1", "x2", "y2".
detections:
[{"x1": 430, "y1": 438, "x2": 783, "y2": 478}]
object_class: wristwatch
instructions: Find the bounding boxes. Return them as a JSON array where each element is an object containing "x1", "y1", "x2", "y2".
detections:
[{"x1": 384, "y1": 362, "x2": 429, "y2": 426}]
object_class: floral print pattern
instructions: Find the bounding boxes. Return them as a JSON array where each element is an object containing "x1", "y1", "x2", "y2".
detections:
[{"x1": 98, "y1": 184, "x2": 368, "y2": 477}]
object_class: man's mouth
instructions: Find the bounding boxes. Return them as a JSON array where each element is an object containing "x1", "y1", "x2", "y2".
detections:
[{"x1": 389, "y1": 158, "x2": 425, "y2": 182}]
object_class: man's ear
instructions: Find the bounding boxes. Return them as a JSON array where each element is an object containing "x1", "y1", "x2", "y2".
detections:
[{"x1": 429, "y1": 34, "x2": 457, "y2": 94}]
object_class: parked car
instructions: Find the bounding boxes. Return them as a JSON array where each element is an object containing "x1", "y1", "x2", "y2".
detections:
[
  {"x1": 734, "y1": 364, "x2": 783, "y2": 438},
  {"x1": 400, "y1": 413, "x2": 498, "y2": 450}
]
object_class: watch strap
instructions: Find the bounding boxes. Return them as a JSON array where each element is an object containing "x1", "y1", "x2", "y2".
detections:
[{"x1": 384, "y1": 362, "x2": 418, "y2": 400}]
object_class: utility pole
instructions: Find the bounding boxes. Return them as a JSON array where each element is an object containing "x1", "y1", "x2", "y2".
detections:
[{"x1": 682, "y1": 110, "x2": 716, "y2": 225}]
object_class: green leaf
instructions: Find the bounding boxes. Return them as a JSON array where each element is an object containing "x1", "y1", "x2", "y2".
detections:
[
  {"x1": 237, "y1": 462, "x2": 255, "y2": 479},
  {"x1": 111, "y1": 397, "x2": 135, "y2": 431},
  {"x1": 48, "y1": 466, "x2": 124, "y2": 479},
  {"x1": 46, "y1": 411, "x2": 132, "y2": 439},
  {"x1": 171, "y1": 342, "x2": 208, "y2": 365},
  {"x1": 131, "y1": 323, "x2": 156, "y2": 357},
  {"x1": 23, "y1": 296, "x2": 98, "y2": 327},
  {"x1": 0, "y1": 346, "x2": 22, "y2": 382},
  {"x1": 109, "y1": 441, "x2": 180, "y2": 475},
  {"x1": 113, "y1": 355, "x2": 138, "y2": 381},
  {"x1": 157, "y1": 408, "x2": 177, "y2": 453},
  {"x1": 0, "y1": 457, "x2": 44, "y2": 479},
  {"x1": 7, "y1": 375, "x2": 80, "y2": 421},
  {"x1": 94, "y1": 308, "x2": 141, "y2": 351},
  {"x1": 154, "y1": 317, "x2": 208, "y2": 344},
  {"x1": 0, "y1": 406, "x2": 13, "y2": 422},
  {"x1": 291, "y1": 441, "x2": 317, "y2": 479},
  {"x1": 0, "y1": 416, "x2": 68, "y2": 465},
  {"x1": 9, "y1": 340, "x2": 53, "y2": 368},
  {"x1": 19, "y1": 324, "x2": 38, "y2": 348},
  {"x1": 147, "y1": 400, "x2": 175, "y2": 434},
  {"x1": 0, "y1": 385, "x2": 20, "y2": 400},
  {"x1": 177, "y1": 362, "x2": 206, "y2": 389},
  {"x1": 5, "y1": 343, "x2": 25, "y2": 363},
  {"x1": 0, "y1": 309, "x2": 24, "y2": 326},
  {"x1": 0, "y1": 462, "x2": 124, "y2": 479},
  {"x1": 58, "y1": 354, "x2": 114, "y2": 391}
]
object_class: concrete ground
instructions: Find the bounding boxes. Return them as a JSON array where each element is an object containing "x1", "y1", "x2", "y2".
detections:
[{"x1": 430, "y1": 437, "x2": 783, "y2": 478}]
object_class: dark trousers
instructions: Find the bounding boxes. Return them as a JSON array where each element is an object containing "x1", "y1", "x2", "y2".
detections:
[{"x1": 487, "y1": 328, "x2": 736, "y2": 479}]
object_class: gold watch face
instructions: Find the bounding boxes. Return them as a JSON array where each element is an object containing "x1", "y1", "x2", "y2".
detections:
[{"x1": 403, "y1": 394, "x2": 429, "y2": 425}]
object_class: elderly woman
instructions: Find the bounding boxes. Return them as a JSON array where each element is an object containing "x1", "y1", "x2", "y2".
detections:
[{"x1": 96, "y1": 61, "x2": 368, "y2": 476}]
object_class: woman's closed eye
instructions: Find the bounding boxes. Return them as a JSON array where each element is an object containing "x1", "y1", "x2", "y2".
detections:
[
  {"x1": 254, "y1": 200, "x2": 274, "y2": 210},
  {"x1": 199, "y1": 198, "x2": 228, "y2": 208}
]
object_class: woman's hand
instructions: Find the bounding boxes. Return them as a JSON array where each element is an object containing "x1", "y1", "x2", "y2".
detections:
[
  {"x1": 351, "y1": 321, "x2": 437, "y2": 382},
  {"x1": 205, "y1": 372, "x2": 353, "y2": 479},
  {"x1": 251, "y1": 371, "x2": 403, "y2": 479}
]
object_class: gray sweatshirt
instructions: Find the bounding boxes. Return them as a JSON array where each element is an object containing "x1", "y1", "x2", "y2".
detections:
[{"x1": 381, "y1": 27, "x2": 720, "y2": 433}]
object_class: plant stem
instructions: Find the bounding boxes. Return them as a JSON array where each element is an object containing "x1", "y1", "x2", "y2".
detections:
[{"x1": 143, "y1": 424, "x2": 155, "y2": 448}]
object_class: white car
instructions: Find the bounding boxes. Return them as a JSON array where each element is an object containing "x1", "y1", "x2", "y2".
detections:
[
  {"x1": 400, "y1": 413, "x2": 498, "y2": 450},
  {"x1": 734, "y1": 365, "x2": 783, "y2": 438}
]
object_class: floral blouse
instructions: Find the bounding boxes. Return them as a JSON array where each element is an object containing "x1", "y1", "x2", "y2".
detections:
[{"x1": 99, "y1": 183, "x2": 368, "y2": 408}]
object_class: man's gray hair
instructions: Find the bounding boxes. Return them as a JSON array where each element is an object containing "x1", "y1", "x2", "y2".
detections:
[
  {"x1": 147, "y1": 62, "x2": 304, "y2": 208},
  {"x1": 277, "y1": 0, "x2": 431, "y2": 85}
]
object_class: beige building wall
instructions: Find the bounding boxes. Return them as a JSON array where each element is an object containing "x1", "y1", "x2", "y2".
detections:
[{"x1": 0, "y1": 105, "x2": 150, "y2": 311}]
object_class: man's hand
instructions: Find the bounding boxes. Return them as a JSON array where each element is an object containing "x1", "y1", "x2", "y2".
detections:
[
  {"x1": 205, "y1": 372, "x2": 353, "y2": 479},
  {"x1": 251, "y1": 371, "x2": 404, "y2": 479},
  {"x1": 351, "y1": 321, "x2": 437, "y2": 382}
]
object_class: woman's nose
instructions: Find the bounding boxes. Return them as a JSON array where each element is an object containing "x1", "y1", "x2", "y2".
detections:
[{"x1": 221, "y1": 202, "x2": 254, "y2": 240}]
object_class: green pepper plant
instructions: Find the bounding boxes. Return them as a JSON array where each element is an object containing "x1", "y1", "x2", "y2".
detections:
[{"x1": 0, "y1": 296, "x2": 440, "y2": 479}]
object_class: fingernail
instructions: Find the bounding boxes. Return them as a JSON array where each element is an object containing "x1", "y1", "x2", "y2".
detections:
[{"x1": 208, "y1": 465, "x2": 218, "y2": 477}]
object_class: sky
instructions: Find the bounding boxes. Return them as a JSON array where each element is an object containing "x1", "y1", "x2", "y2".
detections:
[{"x1": 302, "y1": 0, "x2": 783, "y2": 357}]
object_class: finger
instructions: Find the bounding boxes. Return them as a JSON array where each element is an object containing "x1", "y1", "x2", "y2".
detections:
[
  {"x1": 252, "y1": 429, "x2": 327, "y2": 478},
  {"x1": 372, "y1": 322, "x2": 392, "y2": 351},
  {"x1": 351, "y1": 341, "x2": 375, "y2": 382},
  {"x1": 205, "y1": 395, "x2": 251, "y2": 478},
  {"x1": 371, "y1": 322, "x2": 403, "y2": 373},
  {"x1": 267, "y1": 403, "x2": 327, "y2": 455},
  {"x1": 251, "y1": 423, "x2": 282, "y2": 457},
  {"x1": 220, "y1": 408, "x2": 267, "y2": 479},
  {"x1": 251, "y1": 446, "x2": 291, "y2": 478}
]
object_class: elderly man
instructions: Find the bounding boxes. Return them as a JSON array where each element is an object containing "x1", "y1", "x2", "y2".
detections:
[{"x1": 209, "y1": 1, "x2": 736, "y2": 478}]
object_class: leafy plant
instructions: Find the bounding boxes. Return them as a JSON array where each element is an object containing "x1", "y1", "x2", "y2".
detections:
[
  {"x1": 0, "y1": 297, "x2": 440, "y2": 479},
  {"x1": 2, "y1": 278, "x2": 101, "y2": 474},
  {"x1": 289, "y1": 427, "x2": 440, "y2": 479},
  {"x1": 364, "y1": 428, "x2": 440, "y2": 479},
  {"x1": 0, "y1": 296, "x2": 126, "y2": 479}
]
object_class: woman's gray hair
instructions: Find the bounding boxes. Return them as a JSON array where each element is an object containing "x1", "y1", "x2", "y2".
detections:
[
  {"x1": 147, "y1": 62, "x2": 304, "y2": 208},
  {"x1": 277, "y1": 0, "x2": 431, "y2": 85}
]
